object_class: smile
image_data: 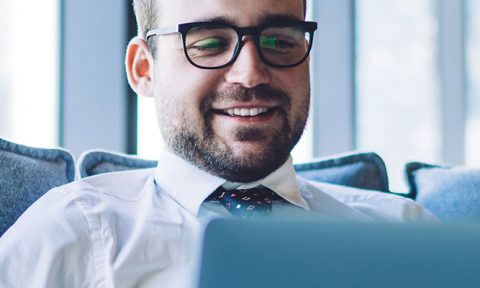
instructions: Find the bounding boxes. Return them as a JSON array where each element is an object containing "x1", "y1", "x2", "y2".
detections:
[
  {"x1": 224, "y1": 107, "x2": 270, "y2": 117},
  {"x1": 213, "y1": 106, "x2": 274, "y2": 117}
]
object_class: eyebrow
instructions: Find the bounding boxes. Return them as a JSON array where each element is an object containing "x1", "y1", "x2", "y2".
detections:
[{"x1": 194, "y1": 13, "x2": 303, "y2": 27}]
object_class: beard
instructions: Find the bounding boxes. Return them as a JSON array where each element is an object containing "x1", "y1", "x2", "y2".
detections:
[{"x1": 158, "y1": 84, "x2": 310, "y2": 182}]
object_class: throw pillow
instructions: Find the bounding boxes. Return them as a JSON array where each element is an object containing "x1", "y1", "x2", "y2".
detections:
[
  {"x1": 0, "y1": 137, "x2": 75, "y2": 236},
  {"x1": 406, "y1": 162, "x2": 480, "y2": 221}
]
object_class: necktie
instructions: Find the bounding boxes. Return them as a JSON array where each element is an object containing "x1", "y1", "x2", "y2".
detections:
[{"x1": 207, "y1": 186, "x2": 282, "y2": 218}]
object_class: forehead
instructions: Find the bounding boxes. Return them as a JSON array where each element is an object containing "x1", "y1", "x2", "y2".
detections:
[{"x1": 157, "y1": 0, "x2": 304, "y2": 26}]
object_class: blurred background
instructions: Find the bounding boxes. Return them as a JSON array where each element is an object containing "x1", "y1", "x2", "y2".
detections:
[{"x1": 0, "y1": 0, "x2": 478, "y2": 192}]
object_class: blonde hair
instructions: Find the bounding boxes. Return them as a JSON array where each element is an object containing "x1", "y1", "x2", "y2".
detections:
[
  {"x1": 133, "y1": 0, "x2": 158, "y2": 39},
  {"x1": 132, "y1": 0, "x2": 307, "y2": 52}
]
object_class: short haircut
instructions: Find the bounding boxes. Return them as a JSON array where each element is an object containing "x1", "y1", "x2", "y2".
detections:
[{"x1": 133, "y1": 0, "x2": 308, "y2": 40}]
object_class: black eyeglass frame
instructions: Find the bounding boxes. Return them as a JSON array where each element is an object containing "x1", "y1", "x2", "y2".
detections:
[{"x1": 146, "y1": 20, "x2": 318, "y2": 69}]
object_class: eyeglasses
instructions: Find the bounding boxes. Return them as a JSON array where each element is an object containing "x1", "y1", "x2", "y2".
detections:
[{"x1": 146, "y1": 20, "x2": 318, "y2": 69}]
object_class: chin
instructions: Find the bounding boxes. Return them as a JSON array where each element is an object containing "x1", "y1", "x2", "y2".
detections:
[
  {"x1": 230, "y1": 140, "x2": 265, "y2": 153},
  {"x1": 228, "y1": 139, "x2": 274, "y2": 157},
  {"x1": 219, "y1": 151, "x2": 290, "y2": 183},
  {"x1": 230, "y1": 141, "x2": 284, "y2": 165}
]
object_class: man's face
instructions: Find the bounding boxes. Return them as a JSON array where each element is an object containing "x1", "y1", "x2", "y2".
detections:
[{"x1": 151, "y1": 0, "x2": 310, "y2": 182}]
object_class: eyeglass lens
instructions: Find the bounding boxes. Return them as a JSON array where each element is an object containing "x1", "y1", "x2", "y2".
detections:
[{"x1": 184, "y1": 23, "x2": 311, "y2": 68}]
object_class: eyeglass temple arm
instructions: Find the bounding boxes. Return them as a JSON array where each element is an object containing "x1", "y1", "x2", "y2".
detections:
[{"x1": 146, "y1": 25, "x2": 180, "y2": 39}]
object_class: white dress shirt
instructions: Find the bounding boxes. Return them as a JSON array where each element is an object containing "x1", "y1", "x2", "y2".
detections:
[{"x1": 0, "y1": 151, "x2": 436, "y2": 288}]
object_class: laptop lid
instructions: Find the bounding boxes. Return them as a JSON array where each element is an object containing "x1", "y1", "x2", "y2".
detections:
[{"x1": 198, "y1": 219, "x2": 480, "y2": 288}]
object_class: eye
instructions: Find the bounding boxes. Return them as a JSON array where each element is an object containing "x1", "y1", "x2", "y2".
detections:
[
  {"x1": 260, "y1": 35, "x2": 297, "y2": 51},
  {"x1": 189, "y1": 38, "x2": 228, "y2": 51}
]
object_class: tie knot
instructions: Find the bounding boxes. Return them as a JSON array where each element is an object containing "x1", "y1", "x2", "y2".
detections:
[{"x1": 207, "y1": 187, "x2": 281, "y2": 217}]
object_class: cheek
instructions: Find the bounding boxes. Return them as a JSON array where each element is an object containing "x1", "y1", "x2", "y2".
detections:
[
  {"x1": 290, "y1": 64, "x2": 310, "y2": 91},
  {"x1": 153, "y1": 64, "x2": 223, "y2": 122},
  {"x1": 273, "y1": 66, "x2": 310, "y2": 110}
]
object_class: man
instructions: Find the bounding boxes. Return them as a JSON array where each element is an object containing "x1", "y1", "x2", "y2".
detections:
[{"x1": 0, "y1": 0, "x2": 435, "y2": 287}]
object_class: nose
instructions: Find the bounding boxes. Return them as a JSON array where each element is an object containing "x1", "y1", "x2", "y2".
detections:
[{"x1": 224, "y1": 37, "x2": 270, "y2": 88}]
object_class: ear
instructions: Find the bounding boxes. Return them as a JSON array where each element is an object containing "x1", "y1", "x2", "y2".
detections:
[{"x1": 125, "y1": 37, "x2": 154, "y2": 97}]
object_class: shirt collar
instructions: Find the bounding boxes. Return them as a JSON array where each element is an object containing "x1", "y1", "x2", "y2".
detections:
[
  {"x1": 154, "y1": 150, "x2": 309, "y2": 216},
  {"x1": 223, "y1": 157, "x2": 309, "y2": 210}
]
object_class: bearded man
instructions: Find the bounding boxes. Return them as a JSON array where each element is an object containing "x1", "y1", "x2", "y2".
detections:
[{"x1": 0, "y1": 0, "x2": 435, "y2": 287}]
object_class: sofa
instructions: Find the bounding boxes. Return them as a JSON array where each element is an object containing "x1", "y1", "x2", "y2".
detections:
[{"x1": 1, "y1": 136, "x2": 479, "y2": 236}]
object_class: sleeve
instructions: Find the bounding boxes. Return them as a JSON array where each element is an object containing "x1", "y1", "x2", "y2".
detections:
[
  {"x1": 347, "y1": 196, "x2": 439, "y2": 223},
  {"x1": 0, "y1": 187, "x2": 96, "y2": 288}
]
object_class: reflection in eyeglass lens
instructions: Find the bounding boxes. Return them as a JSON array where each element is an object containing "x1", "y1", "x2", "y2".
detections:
[
  {"x1": 186, "y1": 26, "x2": 236, "y2": 62},
  {"x1": 261, "y1": 26, "x2": 309, "y2": 65}
]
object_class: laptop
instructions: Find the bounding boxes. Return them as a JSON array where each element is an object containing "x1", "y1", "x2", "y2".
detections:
[{"x1": 197, "y1": 219, "x2": 480, "y2": 288}]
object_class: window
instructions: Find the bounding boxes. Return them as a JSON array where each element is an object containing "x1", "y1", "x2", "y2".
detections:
[
  {"x1": 356, "y1": 0, "x2": 441, "y2": 191},
  {"x1": 466, "y1": 0, "x2": 480, "y2": 166},
  {"x1": 137, "y1": 96, "x2": 164, "y2": 159},
  {"x1": 0, "y1": 0, "x2": 59, "y2": 148}
]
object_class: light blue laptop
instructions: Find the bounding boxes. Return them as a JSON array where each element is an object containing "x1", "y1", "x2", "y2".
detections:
[{"x1": 198, "y1": 219, "x2": 480, "y2": 288}]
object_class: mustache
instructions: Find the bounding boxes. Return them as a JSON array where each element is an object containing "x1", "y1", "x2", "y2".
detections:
[{"x1": 201, "y1": 84, "x2": 292, "y2": 113}]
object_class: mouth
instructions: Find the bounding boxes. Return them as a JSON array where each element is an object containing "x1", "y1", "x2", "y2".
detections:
[{"x1": 213, "y1": 107, "x2": 275, "y2": 117}]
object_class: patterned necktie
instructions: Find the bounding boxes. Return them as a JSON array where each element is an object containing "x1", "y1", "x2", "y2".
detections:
[{"x1": 206, "y1": 186, "x2": 282, "y2": 218}]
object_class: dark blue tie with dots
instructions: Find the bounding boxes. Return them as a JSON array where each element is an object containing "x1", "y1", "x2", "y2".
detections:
[{"x1": 207, "y1": 186, "x2": 282, "y2": 218}]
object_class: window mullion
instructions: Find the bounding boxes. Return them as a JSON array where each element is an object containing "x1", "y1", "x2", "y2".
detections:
[
  {"x1": 310, "y1": 0, "x2": 356, "y2": 157},
  {"x1": 438, "y1": 0, "x2": 467, "y2": 165}
]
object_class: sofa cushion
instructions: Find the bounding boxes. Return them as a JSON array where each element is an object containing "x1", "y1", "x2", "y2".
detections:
[
  {"x1": 406, "y1": 162, "x2": 480, "y2": 222},
  {"x1": 78, "y1": 150, "x2": 395, "y2": 194},
  {"x1": 78, "y1": 150, "x2": 157, "y2": 178},
  {"x1": 294, "y1": 152, "x2": 392, "y2": 193},
  {"x1": 0, "y1": 137, "x2": 75, "y2": 236}
]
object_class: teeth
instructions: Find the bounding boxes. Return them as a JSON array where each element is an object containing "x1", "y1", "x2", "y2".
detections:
[{"x1": 225, "y1": 107, "x2": 269, "y2": 117}]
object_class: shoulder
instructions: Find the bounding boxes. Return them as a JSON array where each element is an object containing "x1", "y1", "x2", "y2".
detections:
[
  {"x1": 67, "y1": 167, "x2": 157, "y2": 200},
  {"x1": 14, "y1": 167, "x2": 158, "y2": 224},
  {"x1": 3, "y1": 167, "x2": 158, "y2": 238},
  {"x1": 0, "y1": 168, "x2": 156, "y2": 286},
  {"x1": 300, "y1": 177, "x2": 437, "y2": 222}
]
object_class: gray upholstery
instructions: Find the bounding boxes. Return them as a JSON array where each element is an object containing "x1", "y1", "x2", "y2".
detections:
[
  {"x1": 294, "y1": 152, "x2": 391, "y2": 193},
  {"x1": 0, "y1": 137, "x2": 75, "y2": 236},
  {"x1": 406, "y1": 162, "x2": 480, "y2": 222},
  {"x1": 78, "y1": 150, "x2": 157, "y2": 178},
  {"x1": 78, "y1": 150, "x2": 399, "y2": 195}
]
